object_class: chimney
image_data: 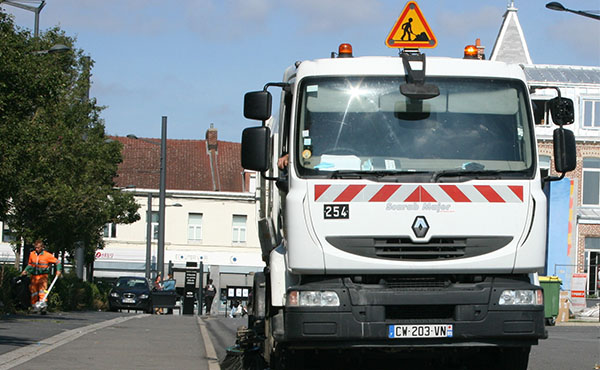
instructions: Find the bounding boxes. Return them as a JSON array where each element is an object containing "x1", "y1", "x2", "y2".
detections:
[
  {"x1": 206, "y1": 123, "x2": 218, "y2": 150},
  {"x1": 205, "y1": 123, "x2": 221, "y2": 191},
  {"x1": 475, "y1": 38, "x2": 486, "y2": 60}
]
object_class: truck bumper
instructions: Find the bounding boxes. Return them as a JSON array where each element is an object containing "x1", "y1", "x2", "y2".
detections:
[{"x1": 280, "y1": 276, "x2": 546, "y2": 349}]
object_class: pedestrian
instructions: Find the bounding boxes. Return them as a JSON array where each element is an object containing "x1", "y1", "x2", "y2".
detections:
[
  {"x1": 20, "y1": 239, "x2": 62, "y2": 313},
  {"x1": 154, "y1": 273, "x2": 163, "y2": 291},
  {"x1": 162, "y1": 273, "x2": 176, "y2": 314},
  {"x1": 153, "y1": 273, "x2": 163, "y2": 314},
  {"x1": 204, "y1": 278, "x2": 216, "y2": 315},
  {"x1": 162, "y1": 273, "x2": 175, "y2": 291},
  {"x1": 229, "y1": 300, "x2": 240, "y2": 318}
]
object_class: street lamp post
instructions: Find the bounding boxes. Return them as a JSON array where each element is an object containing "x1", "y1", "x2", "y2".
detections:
[
  {"x1": 145, "y1": 193, "x2": 152, "y2": 279},
  {"x1": 158, "y1": 117, "x2": 167, "y2": 278},
  {"x1": 545, "y1": 2, "x2": 600, "y2": 20},
  {"x1": 19, "y1": 42, "x2": 70, "y2": 272},
  {"x1": 0, "y1": 0, "x2": 46, "y2": 37},
  {"x1": 128, "y1": 116, "x2": 169, "y2": 278},
  {"x1": 32, "y1": 44, "x2": 71, "y2": 55}
]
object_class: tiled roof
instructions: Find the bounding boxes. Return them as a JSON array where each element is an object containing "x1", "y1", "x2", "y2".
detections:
[
  {"x1": 524, "y1": 65, "x2": 600, "y2": 85},
  {"x1": 112, "y1": 135, "x2": 244, "y2": 192}
]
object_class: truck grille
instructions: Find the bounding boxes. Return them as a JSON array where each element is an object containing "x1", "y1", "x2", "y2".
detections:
[
  {"x1": 374, "y1": 238, "x2": 465, "y2": 259},
  {"x1": 386, "y1": 305, "x2": 455, "y2": 320},
  {"x1": 326, "y1": 236, "x2": 512, "y2": 261}
]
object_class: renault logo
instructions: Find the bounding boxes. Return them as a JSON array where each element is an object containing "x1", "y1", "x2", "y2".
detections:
[{"x1": 412, "y1": 216, "x2": 429, "y2": 238}]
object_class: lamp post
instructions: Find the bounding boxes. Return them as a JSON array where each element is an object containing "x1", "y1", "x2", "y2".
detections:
[
  {"x1": 18, "y1": 42, "x2": 70, "y2": 272},
  {"x1": 0, "y1": 0, "x2": 46, "y2": 37},
  {"x1": 545, "y1": 2, "x2": 600, "y2": 20},
  {"x1": 158, "y1": 117, "x2": 167, "y2": 278},
  {"x1": 144, "y1": 198, "x2": 182, "y2": 279},
  {"x1": 128, "y1": 116, "x2": 169, "y2": 278},
  {"x1": 32, "y1": 44, "x2": 70, "y2": 55},
  {"x1": 145, "y1": 193, "x2": 152, "y2": 279}
]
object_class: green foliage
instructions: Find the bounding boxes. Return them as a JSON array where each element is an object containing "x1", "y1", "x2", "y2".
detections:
[
  {"x1": 48, "y1": 271, "x2": 108, "y2": 311},
  {"x1": 0, "y1": 11, "x2": 140, "y2": 264},
  {"x1": 0, "y1": 265, "x2": 109, "y2": 313},
  {"x1": 0, "y1": 264, "x2": 20, "y2": 313}
]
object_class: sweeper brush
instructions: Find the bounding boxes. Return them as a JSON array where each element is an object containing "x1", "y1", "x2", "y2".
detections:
[{"x1": 220, "y1": 326, "x2": 268, "y2": 370}]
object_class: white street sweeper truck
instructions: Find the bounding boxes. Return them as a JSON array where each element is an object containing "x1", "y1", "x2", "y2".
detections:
[{"x1": 240, "y1": 4, "x2": 576, "y2": 368}]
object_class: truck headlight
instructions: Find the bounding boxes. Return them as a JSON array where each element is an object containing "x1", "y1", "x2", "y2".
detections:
[
  {"x1": 287, "y1": 291, "x2": 340, "y2": 307},
  {"x1": 110, "y1": 292, "x2": 119, "y2": 298},
  {"x1": 498, "y1": 290, "x2": 543, "y2": 305}
]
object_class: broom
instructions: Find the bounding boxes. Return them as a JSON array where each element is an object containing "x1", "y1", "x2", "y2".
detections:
[
  {"x1": 220, "y1": 326, "x2": 268, "y2": 370},
  {"x1": 33, "y1": 274, "x2": 59, "y2": 312}
]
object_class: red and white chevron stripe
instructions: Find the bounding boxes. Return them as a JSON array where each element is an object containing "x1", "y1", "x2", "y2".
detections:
[{"x1": 314, "y1": 184, "x2": 524, "y2": 203}]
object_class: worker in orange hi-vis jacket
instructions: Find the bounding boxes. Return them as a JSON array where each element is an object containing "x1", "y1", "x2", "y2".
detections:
[{"x1": 21, "y1": 239, "x2": 62, "y2": 307}]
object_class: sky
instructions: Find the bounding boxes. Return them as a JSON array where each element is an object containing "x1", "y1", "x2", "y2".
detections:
[{"x1": 2, "y1": 0, "x2": 599, "y2": 143}]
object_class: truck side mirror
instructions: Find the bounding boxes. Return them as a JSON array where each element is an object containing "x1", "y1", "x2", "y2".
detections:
[
  {"x1": 244, "y1": 91, "x2": 272, "y2": 121},
  {"x1": 241, "y1": 126, "x2": 271, "y2": 172},
  {"x1": 553, "y1": 127, "x2": 576, "y2": 173},
  {"x1": 549, "y1": 97, "x2": 574, "y2": 126}
]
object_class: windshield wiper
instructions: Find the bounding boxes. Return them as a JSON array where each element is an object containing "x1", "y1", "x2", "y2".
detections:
[
  {"x1": 329, "y1": 170, "x2": 430, "y2": 180},
  {"x1": 432, "y1": 169, "x2": 508, "y2": 182}
]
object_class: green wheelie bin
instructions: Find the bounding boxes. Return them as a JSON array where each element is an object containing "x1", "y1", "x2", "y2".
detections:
[{"x1": 539, "y1": 276, "x2": 562, "y2": 326}]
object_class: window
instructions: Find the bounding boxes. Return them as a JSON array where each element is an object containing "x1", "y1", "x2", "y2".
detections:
[
  {"x1": 232, "y1": 215, "x2": 247, "y2": 244},
  {"x1": 103, "y1": 223, "x2": 117, "y2": 238},
  {"x1": 583, "y1": 158, "x2": 600, "y2": 206},
  {"x1": 2, "y1": 223, "x2": 16, "y2": 243},
  {"x1": 151, "y1": 211, "x2": 159, "y2": 240},
  {"x1": 583, "y1": 99, "x2": 600, "y2": 129},
  {"x1": 539, "y1": 155, "x2": 551, "y2": 169},
  {"x1": 532, "y1": 99, "x2": 550, "y2": 126},
  {"x1": 584, "y1": 238, "x2": 600, "y2": 295},
  {"x1": 539, "y1": 155, "x2": 551, "y2": 178},
  {"x1": 188, "y1": 213, "x2": 203, "y2": 241}
]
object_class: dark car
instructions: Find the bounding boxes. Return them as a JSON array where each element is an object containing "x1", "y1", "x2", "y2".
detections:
[{"x1": 108, "y1": 276, "x2": 153, "y2": 313}]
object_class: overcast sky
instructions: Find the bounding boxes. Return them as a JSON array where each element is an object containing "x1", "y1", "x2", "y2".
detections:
[{"x1": 3, "y1": 0, "x2": 599, "y2": 142}]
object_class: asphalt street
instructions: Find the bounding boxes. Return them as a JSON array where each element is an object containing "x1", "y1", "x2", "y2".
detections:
[
  {"x1": 0, "y1": 310, "x2": 597, "y2": 370},
  {"x1": 0, "y1": 311, "x2": 136, "y2": 356},
  {"x1": 0, "y1": 311, "x2": 243, "y2": 370}
]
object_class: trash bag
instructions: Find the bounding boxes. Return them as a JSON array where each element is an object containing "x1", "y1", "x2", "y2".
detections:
[{"x1": 11, "y1": 275, "x2": 30, "y2": 309}]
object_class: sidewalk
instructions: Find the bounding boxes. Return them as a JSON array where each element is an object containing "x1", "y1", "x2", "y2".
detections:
[{"x1": 0, "y1": 314, "x2": 212, "y2": 370}]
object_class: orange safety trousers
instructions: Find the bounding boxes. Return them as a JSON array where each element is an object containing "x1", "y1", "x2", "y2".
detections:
[{"x1": 30, "y1": 274, "x2": 49, "y2": 305}]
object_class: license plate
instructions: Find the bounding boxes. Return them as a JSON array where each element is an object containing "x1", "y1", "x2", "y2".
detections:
[
  {"x1": 122, "y1": 298, "x2": 135, "y2": 304},
  {"x1": 388, "y1": 324, "x2": 453, "y2": 338}
]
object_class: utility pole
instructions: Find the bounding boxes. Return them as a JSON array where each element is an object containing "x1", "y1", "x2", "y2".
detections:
[
  {"x1": 145, "y1": 193, "x2": 153, "y2": 279},
  {"x1": 157, "y1": 117, "x2": 167, "y2": 278}
]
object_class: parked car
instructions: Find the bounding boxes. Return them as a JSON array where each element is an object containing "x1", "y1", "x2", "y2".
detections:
[{"x1": 108, "y1": 276, "x2": 153, "y2": 314}]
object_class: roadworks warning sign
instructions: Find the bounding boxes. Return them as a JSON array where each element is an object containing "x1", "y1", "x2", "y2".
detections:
[{"x1": 386, "y1": 1, "x2": 437, "y2": 49}]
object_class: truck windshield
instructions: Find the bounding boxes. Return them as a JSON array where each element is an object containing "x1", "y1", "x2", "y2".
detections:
[{"x1": 296, "y1": 76, "x2": 535, "y2": 180}]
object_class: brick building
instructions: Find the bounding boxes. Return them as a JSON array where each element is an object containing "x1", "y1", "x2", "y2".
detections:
[
  {"x1": 101, "y1": 125, "x2": 262, "y2": 313},
  {"x1": 492, "y1": 2, "x2": 600, "y2": 294}
]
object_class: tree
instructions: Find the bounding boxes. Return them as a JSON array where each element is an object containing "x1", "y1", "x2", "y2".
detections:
[{"x1": 0, "y1": 11, "x2": 140, "y2": 266}]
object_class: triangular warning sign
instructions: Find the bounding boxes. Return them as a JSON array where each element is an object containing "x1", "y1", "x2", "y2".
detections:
[{"x1": 386, "y1": 1, "x2": 437, "y2": 49}]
